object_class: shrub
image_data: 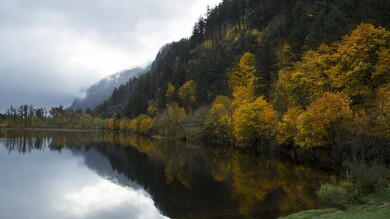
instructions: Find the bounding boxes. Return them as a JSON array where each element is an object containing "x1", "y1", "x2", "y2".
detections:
[
  {"x1": 347, "y1": 160, "x2": 389, "y2": 194},
  {"x1": 317, "y1": 183, "x2": 349, "y2": 206}
]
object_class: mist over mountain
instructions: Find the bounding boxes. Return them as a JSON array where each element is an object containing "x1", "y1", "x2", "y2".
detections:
[{"x1": 70, "y1": 67, "x2": 147, "y2": 110}]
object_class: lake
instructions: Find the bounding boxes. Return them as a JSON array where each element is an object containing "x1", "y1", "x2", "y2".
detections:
[{"x1": 0, "y1": 131, "x2": 331, "y2": 219}]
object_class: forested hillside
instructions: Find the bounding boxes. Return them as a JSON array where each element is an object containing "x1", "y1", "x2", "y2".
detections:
[
  {"x1": 95, "y1": 0, "x2": 389, "y2": 161},
  {"x1": 97, "y1": 0, "x2": 389, "y2": 118}
]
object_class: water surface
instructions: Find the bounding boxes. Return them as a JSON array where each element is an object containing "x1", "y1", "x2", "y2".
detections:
[{"x1": 0, "y1": 131, "x2": 331, "y2": 219}]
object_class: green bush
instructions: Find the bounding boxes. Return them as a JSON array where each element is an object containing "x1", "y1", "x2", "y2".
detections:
[
  {"x1": 317, "y1": 183, "x2": 349, "y2": 206},
  {"x1": 347, "y1": 160, "x2": 389, "y2": 194}
]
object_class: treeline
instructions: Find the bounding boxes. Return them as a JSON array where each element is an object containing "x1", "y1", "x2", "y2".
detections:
[
  {"x1": 0, "y1": 105, "x2": 107, "y2": 130},
  {"x1": 0, "y1": 104, "x2": 158, "y2": 134}
]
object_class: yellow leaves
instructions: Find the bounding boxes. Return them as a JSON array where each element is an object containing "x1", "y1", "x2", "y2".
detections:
[
  {"x1": 130, "y1": 114, "x2": 154, "y2": 134},
  {"x1": 373, "y1": 48, "x2": 390, "y2": 80},
  {"x1": 119, "y1": 119, "x2": 128, "y2": 130},
  {"x1": 239, "y1": 52, "x2": 256, "y2": 69},
  {"x1": 107, "y1": 113, "x2": 120, "y2": 130},
  {"x1": 206, "y1": 52, "x2": 278, "y2": 145},
  {"x1": 233, "y1": 96, "x2": 278, "y2": 144},
  {"x1": 277, "y1": 106, "x2": 304, "y2": 145},
  {"x1": 178, "y1": 80, "x2": 196, "y2": 110},
  {"x1": 204, "y1": 96, "x2": 233, "y2": 140},
  {"x1": 229, "y1": 52, "x2": 257, "y2": 90},
  {"x1": 229, "y1": 52, "x2": 258, "y2": 108},
  {"x1": 129, "y1": 117, "x2": 139, "y2": 133},
  {"x1": 155, "y1": 103, "x2": 186, "y2": 137},
  {"x1": 140, "y1": 116, "x2": 154, "y2": 134},
  {"x1": 295, "y1": 92, "x2": 353, "y2": 148},
  {"x1": 165, "y1": 82, "x2": 175, "y2": 102},
  {"x1": 329, "y1": 23, "x2": 390, "y2": 100},
  {"x1": 275, "y1": 23, "x2": 389, "y2": 113},
  {"x1": 232, "y1": 85, "x2": 256, "y2": 107},
  {"x1": 147, "y1": 102, "x2": 159, "y2": 116},
  {"x1": 277, "y1": 46, "x2": 332, "y2": 107}
]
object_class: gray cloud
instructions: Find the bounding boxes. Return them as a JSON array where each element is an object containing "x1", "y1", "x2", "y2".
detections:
[{"x1": 0, "y1": 0, "x2": 221, "y2": 112}]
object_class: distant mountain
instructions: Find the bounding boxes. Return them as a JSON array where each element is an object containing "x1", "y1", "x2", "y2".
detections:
[{"x1": 70, "y1": 67, "x2": 146, "y2": 110}]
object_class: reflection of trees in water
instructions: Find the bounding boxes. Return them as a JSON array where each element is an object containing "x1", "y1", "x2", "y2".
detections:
[
  {"x1": 112, "y1": 134, "x2": 331, "y2": 217},
  {"x1": 1, "y1": 131, "x2": 332, "y2": 218},
  {"x1": 0, "y1": 131, "x2": 111, "y2": 153},
  {"x1": 207, "y1": 147, "x2": 330, "y2": 216},
  {"x1": 121, "y1": 134, "x2": 201, "y2": 189}
]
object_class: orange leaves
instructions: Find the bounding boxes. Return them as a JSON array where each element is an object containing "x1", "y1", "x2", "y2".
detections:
[
  {"x1": 295, "y1": 92, "x2": 352, "y2": 148},
  {"x1": 277, "y1": 23, "x2": 390, "y2": 109},
  {"x1": 130, "y1": 114, "x2": 154, "y2": 134},
  {"x1": 206, "y1": 52, "x2": 277, "y2": 145}
]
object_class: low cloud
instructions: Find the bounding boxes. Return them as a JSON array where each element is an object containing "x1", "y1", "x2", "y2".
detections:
[{"x1": 0, "y1": 0, "x2": 221, "y2": 112}]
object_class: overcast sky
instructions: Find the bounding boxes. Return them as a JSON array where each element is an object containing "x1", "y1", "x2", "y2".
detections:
[{"x1": 0, "y1": 0, "x2": 221, "y2": 112}]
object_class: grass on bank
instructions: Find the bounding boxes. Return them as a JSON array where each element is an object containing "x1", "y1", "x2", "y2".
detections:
[{"x1": 279, "y1": 189, "x2": 390, "y2": 219}]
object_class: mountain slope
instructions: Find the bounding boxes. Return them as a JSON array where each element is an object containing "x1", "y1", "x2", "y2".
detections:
[
  {"x1": 97, "y1": 0, "x2": 390, "y2": 118},
  {"x1": 70, "y1": 67, "x2": 146, "y2": 110}
]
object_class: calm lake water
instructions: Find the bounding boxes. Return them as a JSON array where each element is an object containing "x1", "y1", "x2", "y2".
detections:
[{"x1": 0, "y1": 131, "x2": 331, "y2": 219}]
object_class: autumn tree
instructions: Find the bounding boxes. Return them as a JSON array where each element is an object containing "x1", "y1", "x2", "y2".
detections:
[
  {"x1": 178, "y1": 80, "x2": 196, "y2": 112},
  {"x1": 130, "y1": 114, "x2": 154, "y2": 134},
  {"x1": 229, "y1": 52, "x2": 258, "y2": 107},
  {"x1": 328, "y1": 23, "x2": 390, "y2": 106},
  {"x1": 119, "y1": 119, "x2": 129, "y2": 131},
  {"x1": 275, "y1": 45, "x2": 333, "y2": 109},
  {"x1": 107, "y1": 113, "x2": 120, "y2": 130},
  {"x1": 165, "y1": 82, "x2": 176, "y2": 103},
  {"x1": 233, "y1": 96, "x2": 278, "y2": 145},
  {"x1": 203, "y1": 96, "x2": 233, "y2": 141},
  {"x1": 277, "y1": 106, "x2": 304, "y2": 146},
  {"x1": 295, "y1": 92, "x2": 353, "y2": 149},
  {"x1": 155, "y1": 103, "x2": 187, "y2": 138}
]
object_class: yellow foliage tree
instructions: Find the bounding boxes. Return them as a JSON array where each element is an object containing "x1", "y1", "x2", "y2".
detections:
[
  {"x1": 165, "y1": 82, "x2": 176, "y2": 103},
  {"x1": 277, "y1": 106, "x2": 304, "y2": 145},
  {"x1": 233, "y1": 96, "x2": 278, "y2": 144},
  {"x1": 147, "y1": 101, "x2": 159, "y2": 116},
  {"x1": 119, "y1": 119, "x2": 129, "y2": 130},
  {"x1": 203, "y1": 96, "x2": 233, "y2": 141},
  {"x1": 328, "y1": 23, "x2": 390, "y2": 103},
  {"x1": 107, "y1": 113, "x2": 120, "y2": 130},
  {"x1": 140, "y1": 116, "x2": 154, "y2": 134},
  {"x1": 155, "y1": 103, "x2": 186, "y2": 138},
  {"x1": 350, "y1": 84, "x2": 390, "y2": 140},
  {"x1": 275, "y1": 24, "x2": 390, "y2": 111},
  {"x1": 178, "y1": 80, "x2": 196, "y2": 111},
  {"x1": 130, "y1": 114, "x2": 154, "y2": 134},
  {"x1": 296, "y1": 92, "x2": 353, "y2": 148},
  {"x1": 276, "y1": 45, "x2": 333, "y2": 108},
  {"x1": 229, "y1": 52, "x2": 258, "y2": 107},
  {"x1": 129, "y1": 117, "x2": 140, "y2": 133}
]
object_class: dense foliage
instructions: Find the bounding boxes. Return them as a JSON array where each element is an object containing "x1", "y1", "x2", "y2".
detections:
[{"x1": 3, "y1": 1, "x2": 389, "y2": 154}]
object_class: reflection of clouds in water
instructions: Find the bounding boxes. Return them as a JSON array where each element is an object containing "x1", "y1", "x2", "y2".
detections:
[
  {"x1": 0, "y1": 142, "x2": 168, "y2": 219},
  {"x1": 72, "y1": 148, "x2": 142, "y2": 191},
  {"x1": 57, "y1": 179, "x2": 168, "y2": 219}
]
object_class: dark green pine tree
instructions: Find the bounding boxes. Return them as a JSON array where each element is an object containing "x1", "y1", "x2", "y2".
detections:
[
  {"x1": 255, "y1": 40, "x2": 277, "y2": 99},
  {"x1": 306, "y1": 3, "x2": 348, "y2": 48}
]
